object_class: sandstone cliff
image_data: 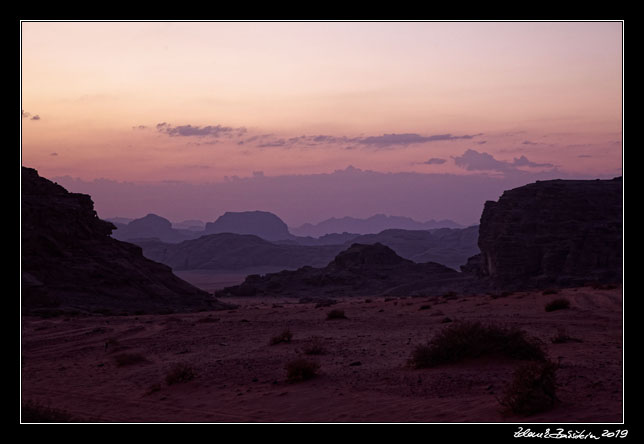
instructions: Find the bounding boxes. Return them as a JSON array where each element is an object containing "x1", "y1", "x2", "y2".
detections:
[
  {"x1": 474, "y1": 177, "x2": 622, "y2": 289},
  {"x1": 21, "y1": 167, "x2": 233, "y2": 315}
]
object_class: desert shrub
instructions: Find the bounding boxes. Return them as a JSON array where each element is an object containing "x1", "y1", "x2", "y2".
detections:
[
  {"x1": 285, "y1": 358, "x2": 320, "y2": 382},
  {"x1": 165, "y1": 363, "x2": 196, "y2": 385},
  {"x1": 22, "y1": 400, "x2": 75, "y2": 422},
  {"x1": 113, "y1": 352, "x2": 147, "y2": 367},
  {"x1": 145, "y1": 383, "x2": 162, "y2": 395},
  {"x1": 419, "y1": 304, "x2": 431, "y2": 311},
  {"x1": 489, "y1": 291, "x2": 512, "y2": 299},
  {"x1": 542, "y1": 289, "x2": 559, "y2": 295},
  {"x1": 326, "y1": 309, "x2": 347, "y2": 320},
  {"x1": 551, "y1": 327, "x2": 582, "y2": 344},
  {"x1": 545, "y1": 298, "x2": 570, "y2": 312},
  {"x1": 270, "y1": 328, "x2": 293, "y2": 345},
  {"x1": 303, "y1": 337, "x2": 327, "y2": 355},
  {"x1": 408, "y1": 321, "x2": 546, "y2": 369},
  {"x1": 499, "y1": 360, "x2": 559, "y2": 415}
]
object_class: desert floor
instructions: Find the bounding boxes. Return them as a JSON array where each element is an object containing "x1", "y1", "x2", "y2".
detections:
[{"x1": 21, "y1": 285, "x2": 622, "y2": 423}]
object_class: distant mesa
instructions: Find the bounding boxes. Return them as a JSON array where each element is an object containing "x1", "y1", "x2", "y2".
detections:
[
  {"x1": 21, "y1": 166, "x2": 234, "y2": 315},
  {"x1": 172, "y1": 219, "x2": 206, "y2": 231},
  {"x1": 111, "y1": 213, "x2": 201, "y2": 244},
  {"x1": 290, "y1": 214, "x2": 463, "y2": 237},
  {"x1": 204, "y1": 210, "x2": 294, "y2": 241}
]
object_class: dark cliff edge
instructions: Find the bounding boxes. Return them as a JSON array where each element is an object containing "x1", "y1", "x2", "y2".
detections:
[
  {"x1": 21, "y1": 167, "x2": 235, "y2": 316},
  {"x1": 468, "y1": 177, "x2": 622, "y2": 290}
]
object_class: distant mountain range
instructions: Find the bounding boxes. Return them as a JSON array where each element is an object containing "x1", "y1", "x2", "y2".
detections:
[
  {"x1": 132, "y1": 225, "x2": 479, "y2": 272},
  {"x1": 109, "y1": 211, "x2": 464, "y2": 245},
  {"x1": 290, "y1": 214, "x2": 463, "y2": 237}
]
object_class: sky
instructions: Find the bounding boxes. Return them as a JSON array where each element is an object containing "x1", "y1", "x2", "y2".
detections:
[{"x1": 21, "y1": 21, "x2": 623, "y2": 225}]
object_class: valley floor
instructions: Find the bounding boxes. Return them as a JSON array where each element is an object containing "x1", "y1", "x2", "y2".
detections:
[{"x1": 21, "y1": 286, "x2": 623, "y2": 423}]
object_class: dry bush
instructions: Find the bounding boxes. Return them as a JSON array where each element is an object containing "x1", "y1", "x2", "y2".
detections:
[
  {"x1": 22, "y1": 400, "x2": 76, "y2": 422},
  {"x1": 542, "y1": 289, "x2": 559, "y2": 295},
  {"x1": 326, "y1": 309, "x2": 347, "y2": 320},
  {"x1": 408, "y1": 321, "x2": 546, "y2": 369},
  {"x1": 285, "y1": 358, "x2": 320, "y2": 382},
  {"x1": 419, "y1": 304, "x2": 431, "y2": 311},
  {"x1": 545, "y1": 298, "x2": 570, "y2": 312},
  {"x1": 270, "y1": 328, "x2": 293, "y2": 345},
  {"x1": 302, "y1": 337, "x2": 327, "y2": 355},
  {"x1": 551, "y1": 327, "x2": 582, "y2": 344},
  {"x1": 165, "y1": 363, "x2": 196, "y2": 385},
  {"x1": 113, "y1": 352, "x2": 147, "y2": 367},
  {"x1": 499, "y1": 360, "x2": 559, "y2": 415}
]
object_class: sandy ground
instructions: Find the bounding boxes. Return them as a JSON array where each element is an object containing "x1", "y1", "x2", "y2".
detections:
[{"x1": 21, "y1": 286, "x2": 623, "y2": 423}]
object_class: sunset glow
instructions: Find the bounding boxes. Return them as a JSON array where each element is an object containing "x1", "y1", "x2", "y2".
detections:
[{"x1": 21, "y1": 21, "x2": 622, "y2": 224}]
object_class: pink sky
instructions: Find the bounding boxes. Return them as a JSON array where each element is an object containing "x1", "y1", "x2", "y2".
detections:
[{"x1": 21, "y1": 22, "x2": 622, "y2": 224}]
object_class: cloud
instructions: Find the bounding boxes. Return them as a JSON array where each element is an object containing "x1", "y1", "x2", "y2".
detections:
[
  {"x1": 522, "y1": 140, "x2": 539, "y2": 145},
  {"x1": 50, "y1": 152, "x2": 58, "y2": 157},
  {"x1": 132, "y1": 125, "x2": 147, "y2": 130},
  {"x1": 356, "y1": 133, "x2": 482, "y2": 148},
  {"x1": 453, "y1": 149, "x2": 555, "y2": 173},
  {"x1": 422, "y1": 158, "x2": 447, "y2": 165},
  {"x1": 578, "y1": 154, "x2": 592, "y2": 158},
  {"x1": 22, "y1": 110, "x2": 40, "y2": 120},
  {"x1": 511, "y1": 155, "x2": 554, "y2": 168},
  {"x1": 248, "y1": 132, "x2": 482, "y2": 150},
  {"x1": 156, "y1": 122, "x2": 247, "y2": 139},
  {"x1": 453, "y1": 149, "x2": 510, "y2": 172}
]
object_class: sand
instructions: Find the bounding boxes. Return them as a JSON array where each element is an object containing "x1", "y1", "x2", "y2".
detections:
[{"x1": 20, "y1": 285, "x2": 623, "y2": 423}]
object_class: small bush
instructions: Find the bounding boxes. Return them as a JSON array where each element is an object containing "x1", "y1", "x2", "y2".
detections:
[
  {"x1": 145, "y1": 383, "x2": 162, "y2": 395},
  {"x1": 551, "y1": 327, "x2": 582, "y2": 344},
  {"x1": 303, "y1": 338, "x2": 327, "y2": 355},
  {"x1": 113, "y1": 352, "x2": 147, "y2": 367},
  {"x1": 542, "y1": 289, "x2": 559, "y2": 295},
  {"x1": 408, "y1": 321, "x2": 546, "y2": 369},
  {"x1": 326, "y1": 309, "x2": 347, "y2": 320},
  {"x1": 270, "y1": 328, "x2": 293, "y2": 345},
  {"x1": 165, "y1": 363, "x2": 196, "y2": 385},
  {"x1": 285, "y1": 358, "x2": 320, "y2": 382},
  {"x1": 22, "y1": 400, "x2": 75, "y2": 422},
  {"x1": 545, "y1": 298, "x2": 570, "y2": 312},
  {"x1": 419, "y1": 304, "x2": 431, "y2": 311},
  {"x1": 499, "y1": 360, "x2": 559, "y2": 415}
]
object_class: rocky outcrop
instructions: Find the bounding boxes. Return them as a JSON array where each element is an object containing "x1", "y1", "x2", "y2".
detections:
[
  {"x1": 111, "y1": 213, "x2": 188, "y2": 243},
  {"x1": 290, "y1": 214, "x2": 463, "y2": 237},
  {"x1": 136, "y1": 233, "x2": 343, "y2": 271},
  {"x1": 21, "y1": 167, "x2": 234, "y2": 315},
  {"x1": 215, "y1": 243, "x2": 471, "y2": 298},
  {"x1": 474, "y1": 177, "x2": 622, "y2": 289},
  {"x1": 204, "y1": 211, "x2": 293, "y2": 241}
]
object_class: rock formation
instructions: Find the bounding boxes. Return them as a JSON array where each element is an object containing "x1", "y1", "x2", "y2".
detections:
[
  {"x1": 473, "y1": 177, "x2": 622, "y2": 289},
  {"x1": 204, "y1": 210, "x2": 294, "y2": 241},
  {"x1": 290, "y1": 214, "x2": 463, "y2": 237},
  {"x1": 21, "y1": 167, "x2": 233, "y2": 315},
  {"x1": 215, "y1": 243, "x2": 470, "y2": 298}
]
